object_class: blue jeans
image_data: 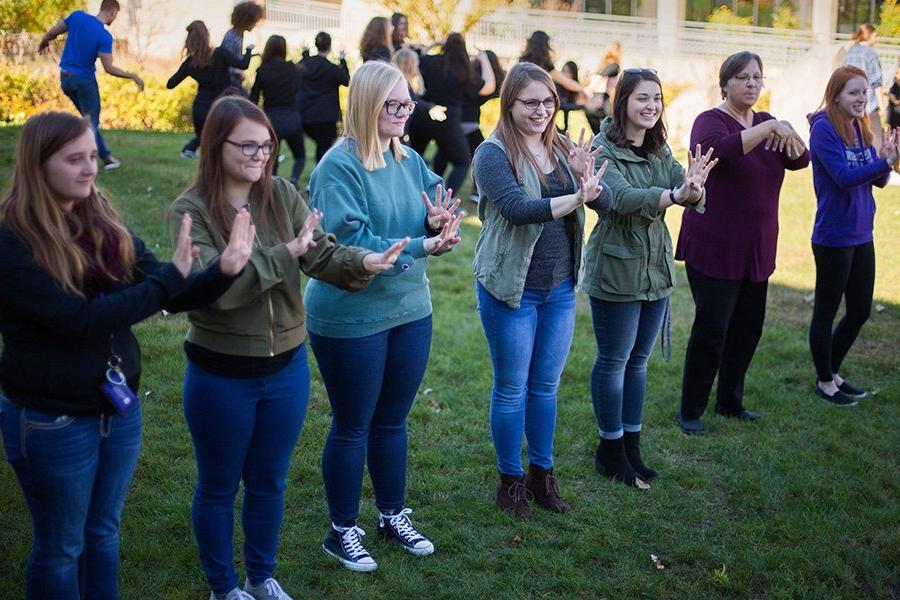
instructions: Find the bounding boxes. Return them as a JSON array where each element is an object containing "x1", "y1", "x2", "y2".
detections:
[
  {"x1": 309, "y1": 315, "x2": 432, "y2": 525},
  {"x1": 477, "y1": 279, "x2": 576, "y2": 477},
  {"x1": 589, "y1": 297, "x2": 668, "y2": 439},
  {"x1": 60, "y1": 74, "x2": 111, "y2": 159},
  {"x1": 0, "y1": 396, "x2": 142, "y2": 600},
  {"x1": 182, "y1": 346, "x2": 309, "y2": 595}
]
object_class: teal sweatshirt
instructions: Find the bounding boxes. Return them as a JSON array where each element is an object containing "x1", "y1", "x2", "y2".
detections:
[{"x1": 304, "y1": 139, "x2": 442, "y2": 337}]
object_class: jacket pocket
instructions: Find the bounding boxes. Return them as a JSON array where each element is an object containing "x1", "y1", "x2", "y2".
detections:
[{"x1": 599, "y1": 242, "x2": 644, "y2": 295}]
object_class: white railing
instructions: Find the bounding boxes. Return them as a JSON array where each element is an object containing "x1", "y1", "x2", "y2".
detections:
[{"x1": 266, "y1": 0, "x2": 342, "y2": 32}]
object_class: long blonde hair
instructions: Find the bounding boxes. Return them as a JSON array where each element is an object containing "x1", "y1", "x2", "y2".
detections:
[
  {"x1": 393, "y1": 48, "x2": 422, "y2": 95},
  {"x1": 344, "y1": 61, "x2": 408, "y2": 171},
  {"x1": 493, "y1": 62, "x2": 567, "y2": 185},
  {"x1": 1, "y1": 112, "x2": 135, "y2": 297}
]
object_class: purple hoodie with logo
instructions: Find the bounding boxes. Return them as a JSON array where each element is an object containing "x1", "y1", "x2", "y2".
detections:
[{"x1": 808, "y1": 110, "x2": 889, "y2": 247}]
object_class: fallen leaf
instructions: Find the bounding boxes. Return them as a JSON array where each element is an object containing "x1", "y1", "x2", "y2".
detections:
[
  {"x1": 510, "y1": 535, "x2": 522, "y2": 546},
  {"x1": 875, "y1": 304, "x2": 885, "y2": 313},
  {"x1": 635, "y1": 477, "x2": 651, "y2": 491},
  {"x1": 146, "y1": 186, "x2": 153, "y2": 193},
  {"x1": 650, "y1": 554, "x2": 665, "y2": 570},
  {"x1": 802, "y1": 292, "x2": 815, "y2": 304},
  {"x1": 423, "y1": 388, "x2": 434, "y2": 396},
  {"x1": 144, "y1": 390, "x2": 152, "y2": 397}
]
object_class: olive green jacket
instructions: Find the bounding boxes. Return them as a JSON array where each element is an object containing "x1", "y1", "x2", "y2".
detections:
[
  {"x1": 472, "y1": 134, "x2": 584, "y2": 309},
  {"x1": 168, "y1": 176, "x2": 374, "y2": 357},
  {"x1": 583, "y1": 118, "x2": 704, "y2": 302}
]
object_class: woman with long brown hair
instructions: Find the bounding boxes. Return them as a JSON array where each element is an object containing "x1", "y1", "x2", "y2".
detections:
[
  {"x1": 168, "y1": 20, "x2": 253, "y2": 158},
  {"x1": 250, "y1": 35, "x2": 305, "y2": 184},
  {"x1": 807, "y1": 65, "x2": 899, "y2": 406},
  {"x1": 473, "y1": 62, "x2": 609, "y2": 520},
  {"x1": 0, "y1": 111, "x2": 252, "y2": 599},
  {"x1": 359, "y1": 16, "x2": 392, "y2": 62},
  {"x1": 588, "y1": 68, "x2": 715, "y2": 485},
  {"x1": 168, "y1": 95, "x2": 408, "y2": 599}
]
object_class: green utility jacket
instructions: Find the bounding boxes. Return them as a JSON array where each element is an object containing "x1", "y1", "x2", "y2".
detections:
[
  {"x1": 584, "y1": 118, "x2": 704, "y2": 302},
  {"x1": 472, "y1": 134, "x2": 584, "y2": 309},
  {"x1": 168, "y1": 176, "x2": 373, "y2": 357}
]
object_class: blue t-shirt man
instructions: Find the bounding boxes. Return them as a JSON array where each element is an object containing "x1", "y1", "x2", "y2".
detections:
[{"x1": 39, "y1": 0, "x2": 143, "y2": 168}]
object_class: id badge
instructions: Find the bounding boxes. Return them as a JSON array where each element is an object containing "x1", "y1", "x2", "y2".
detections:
[{"x1": 100, "y1": 368, "x2": 138, "y2": 416}]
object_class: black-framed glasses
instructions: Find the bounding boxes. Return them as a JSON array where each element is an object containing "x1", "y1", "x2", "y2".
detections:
[
  {"x1": 732, "y1": 74, "x2": 766, "y2": 86},
  {"x1": 515, "y1": 97, "x2": 556, "y2": 112},
  {"x1": 384, "y1": 100, "x2": 417, "y2": 116},
  {"x1": 623, "y1": 67, "x2": 658, "y2": 75},
  {"x1": 225, "y1": 139, "x2": 276, "y2": 157}
]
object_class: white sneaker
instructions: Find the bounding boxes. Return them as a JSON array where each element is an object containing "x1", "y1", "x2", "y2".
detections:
[
  {"x1": 102, "y1": 157, "x2": 121, "y2": 170},
  {"x1": 209, "y1": 588, "x2": 254, "y2": 600},
  {"x1": 244, "y1": 577, "x2": 293, "y2": 600}
]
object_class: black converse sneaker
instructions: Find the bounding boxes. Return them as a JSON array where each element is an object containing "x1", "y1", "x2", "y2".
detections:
[
  {"x1": 321, "y1": 525, "x2": 378, "y2": 572},
  {"x1": 377, "y1": 508, "x2": 435, "y2": 556}
]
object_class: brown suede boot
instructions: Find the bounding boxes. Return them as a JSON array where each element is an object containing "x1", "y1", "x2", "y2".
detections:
[
  {"x1": 524, "y1": 464, "x2": 570, "y2": 513},
  {"x1": 495, "y1": 473, "x2": 534, "y2": 521}
]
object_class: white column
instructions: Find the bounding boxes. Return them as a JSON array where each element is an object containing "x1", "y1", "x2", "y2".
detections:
[
  {"x1": 811, "y1": 0, "x2": 838, "y2": 43},
  {"x1": 656, "y1": 0, "x2": 683, "y2": 51}
]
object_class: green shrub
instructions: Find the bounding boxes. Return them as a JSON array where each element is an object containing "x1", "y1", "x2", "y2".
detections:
[{"x1": 0, "y1": 67, "x2": 193, "y2": 131}]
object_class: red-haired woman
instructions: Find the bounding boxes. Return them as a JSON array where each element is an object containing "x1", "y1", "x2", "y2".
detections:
[
  {"x1": 0, "y1": 112, "x2": 252, "y2": 599},
  {"x1": 807, "y1": 65, "x2": 899, "y2": 406}
]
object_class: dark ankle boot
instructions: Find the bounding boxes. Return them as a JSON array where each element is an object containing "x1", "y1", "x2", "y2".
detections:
[
  {"x1": 524, "y1": 464, "x2": 570, "y2": 513},
  {"x1": 623, "y1": 431, "x2": 657, "y2": 480},
  {"x1": 495, "y1": 473, "x2": 534, "y2": 521},
  {"x1": 594, "y1": 437, "x2": 636, "y2": 485}
]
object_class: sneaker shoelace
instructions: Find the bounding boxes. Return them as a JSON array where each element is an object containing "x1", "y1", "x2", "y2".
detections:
[
  {"x1": 340, "y1": 526, "x2": 370, "y2": 560},
  {"x1": 387, "y1": 508, "x2": 424, "y2": 542},
  {"x1": 507, "y1": 480, "x2": 534, "y2": 504}
]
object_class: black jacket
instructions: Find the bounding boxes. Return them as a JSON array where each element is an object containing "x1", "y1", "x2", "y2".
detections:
[
  {"x1": 167, "y1": 47, "x2": 252, "y2": 102},
  {"x1": 298, "y1": 53, "x2": 349, "y2": 124},
  {"x1": 250, "y1": 59, "x2": 303, "y2": 112},
  {"x1": 0, "y1": 226, "x2": 234, "y2": 416}
]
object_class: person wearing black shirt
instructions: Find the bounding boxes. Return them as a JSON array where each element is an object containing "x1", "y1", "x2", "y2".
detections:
[
  {"x1": 0, "y1": 112, "x2": 252, "y2": 599},
  {"x1": 360, "y1": 16, "x2": 393, "y2": 62},
  {"x1": 250, "y1": 35, "x2": 306, "y2": 184},
  {"x1": 167, "y1": 20, "x2": 252, "y2": 158},
  {"x1": 299, "y1": 32, "x2": 350, "y2": 165},
  {"x1": 410, "y1": 33, "x2": 492, "y2": 192}
]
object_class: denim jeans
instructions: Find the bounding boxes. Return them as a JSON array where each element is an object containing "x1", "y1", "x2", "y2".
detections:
[
  {"x1": 589, "y1": 296, "x2": 667, "y2": 439},
  {"x1": 60, "y1": 74, "x2": 111, "y2": 159},
  {"x1": 309, "y1": 315, "x2": 432, "y2": 525},
  {"x1": 477, "y1": 279, "x2": 576, "y2": 477},
  {"x1": 0, "y1": 396, "x2": 142, "y2": 600},
  {"x1": 182, "y1": 346, "x2": 309, "y2": 595}
]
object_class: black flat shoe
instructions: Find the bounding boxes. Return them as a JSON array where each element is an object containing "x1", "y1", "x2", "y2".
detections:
[
  {"x1": 815, "y1": 384, "x2": 858, "y2": 407},
  {"x1": 677, "y1": 413, "x2": 705, "y2": 436},
  {"x1": 715, "y1": 408, "x2": 761, "y2": 421},
  {"x1": 838, "y1": 381, "x2": 868, "y2": 399}
]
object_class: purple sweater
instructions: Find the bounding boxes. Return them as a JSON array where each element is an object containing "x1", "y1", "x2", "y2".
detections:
[
  {"x1": 808, "y1": 111, "x2": 889, "y2": 248},
  {"x1": 675, "y1": 109, "x2": 810, "y2": 282}
]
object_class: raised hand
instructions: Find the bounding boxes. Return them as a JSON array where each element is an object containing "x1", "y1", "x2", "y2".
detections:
[
  {"x1": 878, "y1": 127, "x2": 900, "y2": 167},
  {"x1": 362, "y1": 238, "x2": 411, "y2": 273},
  {"x1": 575, "y1": 154, "x2": 607, "y2": 205},
  {"x1": 681, "y1": 144, "x2": 718, "y2": 204},
  {"x1": 287, "y1": 209, "x2": 323, "y2": 258},
  {"x1": 172, "y1": 213, "x2": 201, "y2": 278},
  {"x1": 423, "y1": 211, "x2": 465, "y2": 255},
  {"x1": 422, "y1": 184, "x2": 461, "y2": 230},
  {"x1": 563, "y1": 128, "x2": 602, "y2": 179},
  {"x1": 428, "y1": 105, "x2": 447, "y2": 122},
  {"x1": 219, "y1": 209, "x2": 255, "y2": 276}
]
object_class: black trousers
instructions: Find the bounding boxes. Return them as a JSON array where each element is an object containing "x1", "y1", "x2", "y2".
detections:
[
  {"x1": 267, "y1": 108, "x2": 305, "y2": 182},
  {"x1": 432, "y1": 128, "x2": 484, "y2": 192},
  {"x1": 680, "y1": 264, "x2": 769, "y2": 419},
  {"x1": 809, "y1": 242, "x2": 875, "y2": 382},
  {"x1": 408, "y1": 105, "x2": 471, "y2": 192},
  {"x1": 303, "y1": 121, "x2": 338, "y2": 164},
  {"x1": 182, "y1": 93, "x2": 217, "y2": 153}
]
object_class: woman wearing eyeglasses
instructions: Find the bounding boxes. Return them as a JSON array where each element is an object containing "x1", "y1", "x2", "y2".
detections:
[
  {"x1": 168, "y1": 95, "x2": 409, "y2": 600},
  {"x1": 473, "y1": 62, "x2": 610, "y2": 520},
  {"x1": 675, "y1": 52, "x2": 809, "y2": 435},
  {"x1": 304, "y1": 61, "x2": 463, "y2": 571},
  {"x1": 587, "y1": 68, "x2": 716, "y2": 486}
]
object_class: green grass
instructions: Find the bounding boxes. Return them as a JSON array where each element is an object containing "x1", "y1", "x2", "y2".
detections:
[{"x1": 0, "y1": 127, "x2": 898, "y2": 599}]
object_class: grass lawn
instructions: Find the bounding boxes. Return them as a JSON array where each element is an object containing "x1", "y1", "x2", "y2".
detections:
[{"x1": 0, "y1": 126, "x2": 898, "y2": 599}]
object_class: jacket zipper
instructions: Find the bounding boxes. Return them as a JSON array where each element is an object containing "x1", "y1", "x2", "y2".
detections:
[{"x1": 267, "y1": 291, "x2": 275, "y2": 357}]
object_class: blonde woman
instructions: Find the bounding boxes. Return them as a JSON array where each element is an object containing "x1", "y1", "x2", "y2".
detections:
[
  {"x1": 305, "y1": 60, "x2": 463, "y2": 571},
  {"x1": 393, "y1": 48, "x2": 447, "y2": 135}
]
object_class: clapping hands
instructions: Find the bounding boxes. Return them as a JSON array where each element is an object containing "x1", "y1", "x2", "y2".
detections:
[{"x1": 424, "y1": 211, "x2": 465, "y2": 256}]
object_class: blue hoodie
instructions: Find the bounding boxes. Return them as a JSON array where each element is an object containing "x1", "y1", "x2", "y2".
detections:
[{"x1": 808, "y1": 111, "x2": 889, "y2": 247}]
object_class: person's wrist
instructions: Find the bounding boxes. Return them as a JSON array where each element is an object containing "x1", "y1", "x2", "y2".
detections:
[{"x1": 670, "y1": 187, "x2": 684, "y2": 206}]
